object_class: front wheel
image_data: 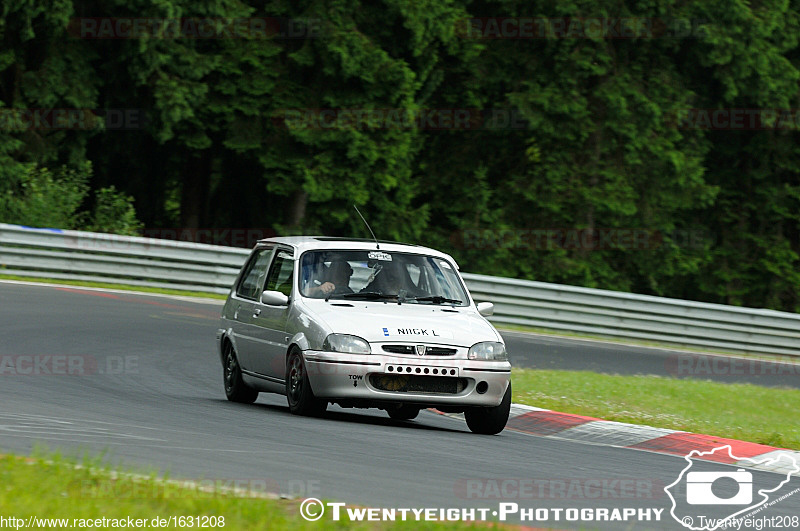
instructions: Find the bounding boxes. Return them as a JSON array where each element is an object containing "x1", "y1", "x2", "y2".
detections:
[
  {"x1": 465, "y1": 382, "x2": 511, "y2": 435},
  {"x1": 286, "y1": 349, "x2": 327, "y2": 416},
  {"x1": 387, "y1": 405, "x2": 420, "y2": 421},
  {"x1": 223, "y1": 342, "x2": 258, "y2": 404}
]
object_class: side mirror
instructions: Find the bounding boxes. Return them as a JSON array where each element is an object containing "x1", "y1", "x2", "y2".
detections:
[
  {"x1": 261, "y1": 290, "x2": 289, "y2": 306},
  {"x1": 476, "y1": 302, "x2": 494, "y2": 317}
]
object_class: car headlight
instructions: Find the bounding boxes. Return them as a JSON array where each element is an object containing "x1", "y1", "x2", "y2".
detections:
[
  {"x1": 468, "y1": 341, "x2": 507, "y2": 361},
  {"x1": 322, "y1": 334, "x2": 371, "y2": 354}
]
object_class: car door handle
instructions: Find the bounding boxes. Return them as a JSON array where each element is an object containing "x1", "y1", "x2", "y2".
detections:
[{"x1": 253, "y1": 308, "x2": 261, "y2": 318}]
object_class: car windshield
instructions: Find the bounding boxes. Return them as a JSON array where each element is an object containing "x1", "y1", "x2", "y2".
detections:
[{"x1": 299, "y1": 250, "x2": 468, "y2": 306}]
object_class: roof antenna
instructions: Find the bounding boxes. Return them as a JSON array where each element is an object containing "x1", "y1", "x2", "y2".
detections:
[{"x1": 353, "y1": 204, "x2": 379, "y2": 249}]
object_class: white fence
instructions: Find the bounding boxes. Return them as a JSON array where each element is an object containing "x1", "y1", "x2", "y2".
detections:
[{"x1": 2, "y1": 223, "x2": 799, "y2": 356}]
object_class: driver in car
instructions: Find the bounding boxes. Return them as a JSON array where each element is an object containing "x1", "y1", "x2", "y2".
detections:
[
  {"x1": 307, "y1": 260, "x2": 354, "y2": 298},
  {"x1": 363, "y1": 260, "x2": 410, "y2": 296}
]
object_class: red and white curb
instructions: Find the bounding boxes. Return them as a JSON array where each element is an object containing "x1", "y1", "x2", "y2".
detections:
[{"x1": 437, "y1": 404, "x2": 800, "y2": 476}]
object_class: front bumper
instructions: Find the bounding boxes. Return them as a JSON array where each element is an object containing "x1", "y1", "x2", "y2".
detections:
[{"x1": 304, "y1": 350, "x2": 511, "y2": 407}]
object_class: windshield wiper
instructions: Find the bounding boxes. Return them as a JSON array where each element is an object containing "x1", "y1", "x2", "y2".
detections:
[
  {"x1": 409, "y1": 295, "x2": 462, "y2": 305},
  {"x1": 342, "y1": 292, "x2": 398, "y2": 301}
]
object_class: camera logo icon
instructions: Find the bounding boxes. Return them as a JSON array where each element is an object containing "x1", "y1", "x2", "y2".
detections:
[
  {"x1": 686, "y1": 468, "x2": 752, "y2": 505},
  {"x1": 666, "y1": 446, "x2": 800, "y2": 530}
]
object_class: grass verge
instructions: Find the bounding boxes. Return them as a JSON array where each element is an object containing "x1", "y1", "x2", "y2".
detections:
[
  {"x1": 0, "y1": 451, "x2": 492, "y2": 530},
  {"x1": 511, "y1": 368, "x2": 800, "y2": 450},
  {"x1": 0, "y1": 274, "x2": 226, "y2": 300}
]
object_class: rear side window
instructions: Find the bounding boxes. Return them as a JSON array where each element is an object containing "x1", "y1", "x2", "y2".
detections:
[
  {"x1": 237, "y1": 249, "x2": 273, "y2": 300},
  {"x1": 264, "y1": 251, "x2": 295, "y2": 297}
]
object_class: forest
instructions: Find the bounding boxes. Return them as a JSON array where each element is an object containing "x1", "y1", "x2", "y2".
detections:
[{"x1": 1, "y1": 0, "x2": 799, "y2": 312}]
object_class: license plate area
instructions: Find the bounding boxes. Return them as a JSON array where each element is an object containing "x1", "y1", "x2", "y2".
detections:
[
  {"x1": 369, "y1": 371, "x2": 467, "y2": 394},
  {"x1": 385, "y1": 364, "x2": 458, "y2": 377}
]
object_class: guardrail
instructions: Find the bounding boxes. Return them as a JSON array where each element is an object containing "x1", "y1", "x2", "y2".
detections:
[
  {"x1": 0, "y1": 223, "x2": 248, "y2": 294},
  {"x1": 2, "y1": 223, "x2": 799, "y2": 356},
  {"x1": 464, "y1": 274, "x2": 800, "y2": 356}
]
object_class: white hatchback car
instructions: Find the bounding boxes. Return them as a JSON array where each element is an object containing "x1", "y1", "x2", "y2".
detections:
[{"x1": 216, "y1": 237, "x2": 512, "y2": 434}]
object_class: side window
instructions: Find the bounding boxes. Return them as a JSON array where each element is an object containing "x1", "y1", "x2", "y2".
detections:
[
  {"x1": 237, "y1": 249, "x2": 273, "y2": 300},
  {"x1": 264, "y1": 250, "x2": 295, "y2": 297}
]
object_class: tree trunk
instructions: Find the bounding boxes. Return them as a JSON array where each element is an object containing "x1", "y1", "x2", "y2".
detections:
[
  {"x1": 288, "y1": 189, "x2": 308, "y2": 229},
  {"x1": 180, "y1": 149, "x2": 211, "y2": 229}
]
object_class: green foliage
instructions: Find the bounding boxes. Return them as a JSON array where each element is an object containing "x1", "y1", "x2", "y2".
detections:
[
  {"x1": 0, "y1": 162, "x2": 143, "y2": 234},
  {"x1": 0, "y1": 0, "x2": 799, "y2": 311},
  {"x1": 0, "y1": 163, "x2": 90, "y2": 229},
  {"x1": 87, "y1": 186, "x2": 144, "y2": 236}
]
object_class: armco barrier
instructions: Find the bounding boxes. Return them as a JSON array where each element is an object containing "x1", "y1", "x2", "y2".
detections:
[
  {"x1": 0, "y1": 224, "x2": 248, "y2": 294},
  {"x1": 2, "y1": 223, "x2": 799, "y2": 356},
  {"x1": 463, "y1": 274, "x2": 800, "y2": 356}
]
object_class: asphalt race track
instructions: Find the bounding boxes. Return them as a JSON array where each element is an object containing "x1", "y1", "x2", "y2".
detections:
[
  {"x1": 503, "y1": 332, "x2": 800, "y2": 389},
  {"x1": 1, "y1": 281, "x2": 798, "y2": 529}
]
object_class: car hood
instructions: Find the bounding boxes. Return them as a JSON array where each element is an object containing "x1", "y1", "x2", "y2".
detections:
[{"x1": 301, "y1": 301, "x2": 501, "y2": 347}]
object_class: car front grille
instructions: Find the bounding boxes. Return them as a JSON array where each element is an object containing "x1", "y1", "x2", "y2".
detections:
[
  {"x1": 369, "y1": 373, "x2": 467, "y2": 394},
  {"x1": 381, "y1": 345, "x2": 457, "y2": 356}
]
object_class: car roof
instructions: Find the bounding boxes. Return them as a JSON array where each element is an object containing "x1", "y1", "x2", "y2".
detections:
[{"x1": 256, "y1": 236, "x2": 458, "y2": 264}]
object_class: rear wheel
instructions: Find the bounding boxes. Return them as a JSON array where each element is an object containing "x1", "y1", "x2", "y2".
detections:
[
  {"x1": 387, "y1": 405, "x2": 420, "y2": 421},
  {"x1": 286, "y1": 349, "x2": 327, "y2": 416},
  {"x1": 465, "y1": 382, "x2": 511, "y2": 435},
  {"x1": 223, "y1": 342, "x2": 258, "y2": 404}
]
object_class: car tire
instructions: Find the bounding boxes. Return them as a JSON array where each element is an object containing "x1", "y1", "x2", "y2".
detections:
[
  {"x1": 223, "y1": 342, "x2": 258, "y2": 404},
  {"x1": 387, "y1": 405, "x2": 420, "y2": 421},
  {"x1": 465, "y1": 382, "x2": 511, "y2": 435},
  {"x1": 286, "y1": 349, "x2": 327, "y2": 416}
]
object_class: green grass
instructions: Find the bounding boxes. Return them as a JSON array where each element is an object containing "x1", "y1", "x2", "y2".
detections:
[
  {"x1": 511, "y1": 368, "x2": 800, "y2": 449},
  {"x1": 0, "y1": 451, "x2": 496, "y2": 530},
  {"x1": 0, "y1": 274, "x2": 227, "y2": 300}
]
